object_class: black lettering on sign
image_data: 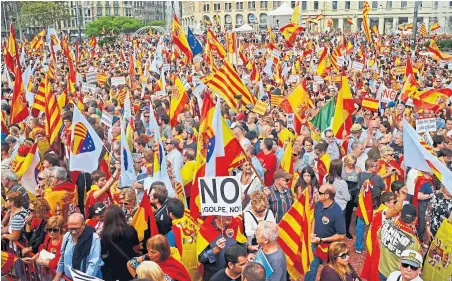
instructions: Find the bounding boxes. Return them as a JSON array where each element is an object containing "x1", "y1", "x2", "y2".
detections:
[
  {"x1": 220, "y1": 178, "x2": 239, "y2": 204},
  {"x1": 380, "y1": 221, "x2": 415, "y2": 257},
  {"x1": 200, "y1": 178, "x2": 218, "y2": 203}
]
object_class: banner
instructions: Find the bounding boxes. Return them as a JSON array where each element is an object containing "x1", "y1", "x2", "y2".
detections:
[
  {"x1": 111, "y1": 76, "x2": 126, "y2": 86},
  {"x1": 252, "y1": 100, "x2": 269, "y2": 115},
  {"x1": 86, "y1": 71, "x2": 97, "y2": 84},
  {"x1": 100, "y1": 111, "x2": 113, "y2": 128},
  {"x1": 81, "y1": 83, "x2": 96, "y2": 93},
  {"x1": 352, "y1": 61, "x2": 364, "y2": 71},
  {"x1": 416, "y1": 118, "x2": 436, "y2": 133},
  {"x1": 198, "y1": 176, "x2": 242, "y2": 216}
]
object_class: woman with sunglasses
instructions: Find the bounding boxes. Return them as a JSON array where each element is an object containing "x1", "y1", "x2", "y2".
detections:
[
  {"x1": 118, "y1": 188, "x2": 139, "y2": 224},
  {"x1": 22, "y1": 198, "x2": 51, "y2": 257},
  {"x1": 35, "y1": 170, "x2": 51, "y2": 198},
  {"x1": 377, "y1": 146, "x2": 403, "y2": 191},
  {"x1": 292, "y1": 145, "x2": 304, "y2": 173},
  {"x1": 295, "y1": 166, "x2": 320, "y2": 205},
  {"x1": 320, "y1": 241, "x2": 361, "y2": 281},
  {"x1": 236, "y1": 161, "x2": 261, "y2": 210},
  {"x1": 22, "y1": 216, "x2": 64, "y2": 272}
]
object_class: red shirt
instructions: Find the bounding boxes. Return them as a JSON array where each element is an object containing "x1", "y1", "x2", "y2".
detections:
[
  {"x1": 38, "y1": 235, "x2": 63, "y2": 269},
  {"x1": 257, "y1": 151, "x2": 277, "y2": 186}
]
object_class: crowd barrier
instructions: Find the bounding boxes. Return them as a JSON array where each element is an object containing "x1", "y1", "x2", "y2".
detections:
[{"x1": 2, "y1": 240, "x2": 71, "y2": 281}]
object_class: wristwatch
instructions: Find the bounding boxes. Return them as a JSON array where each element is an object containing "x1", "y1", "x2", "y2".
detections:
[{"x1": 319, "y1": 238, "x2": 323, "y2": 243}]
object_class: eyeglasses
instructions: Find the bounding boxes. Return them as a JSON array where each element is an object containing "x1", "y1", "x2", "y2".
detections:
[
  {"x1": 319, "y1": 191, "x2": 326, "y2": 196},
  {"x1": 337, "y1": 251, "x2": 350, "y2": 259},
  {"x1": 401, "y1": 262, "x2": 419, "y2": 271},
  {"x1": 144, "y1": 115, "x2": 150, "y2": 118},
  {"x1": 38, "y1": 177, "x2": 46, "y2": 181},
  {"x1": 121, "y1": 202, "x2": 129, "y2": 206},
  {"x1": 292, "y1": 153, "x2": 299, "y2": 156},
  {"x1": 279, "y1": 178, "x2": 288, "y2": 182},
  {"x1": 46, "y1": 228, "x2": 60, "y2": 233},
  {"x1": 68, "y1": 224, "x2": 83, "y2": 233},
  {"x1": 379, "y1": 142, "x2": 388, "y2": 145},
  {"x1": 386, "y1": 153, "x2": 394, "y2": 156}
]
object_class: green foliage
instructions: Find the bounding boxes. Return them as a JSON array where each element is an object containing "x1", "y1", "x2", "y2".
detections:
[
  {"x1": 437, "y1": 39, "x2": 452, "y2": 51},
  {"x1": 84, "y1": 16, "x2": 145, "y2": 37},
  {"x1": 149, "y1": 20, "x2": 166, "y2": 27},
  {"x1": 99, "y1": 36, "x2": 116, "y2": 46},
  {"x1": 19, "y1": 1, "x2": 69, "y2": 28}
]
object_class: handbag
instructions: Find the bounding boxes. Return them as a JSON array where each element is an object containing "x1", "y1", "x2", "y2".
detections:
[
  {"x1": 101, "y1": 239, "x2": 132, "y2": 261},
  {"x1": 241, "y1": 176, "x2": 257, "y2": 209}
]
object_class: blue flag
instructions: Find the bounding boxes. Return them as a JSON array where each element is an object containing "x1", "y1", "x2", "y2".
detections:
[{"x1": 187, "y1": 27, "x2": 203, "y2": 57}]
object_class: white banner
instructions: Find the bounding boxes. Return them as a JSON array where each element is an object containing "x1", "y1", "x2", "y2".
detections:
[
  {"x1": 380, "y1": 86, "x2": 397, "y2": 103},
  {"x1": 111, "y1": 76, "x2": 126, "y2": 86},
  {"x1": 100, "y1": 111, "x2": 113, "y2": 128},
  {"x1": 162, "y1": 64, "x2": 170, "y2": 72},
  {"x1": 81, "y1": 83, "x2": 96, "y2": 93},
  {"x1": 416, "y1": 118, "x2": 436, "y2": 134},
  {"x1": 199, "y1": 176, "x2": 242, "y2": 216},
  {"x1": 86, "y1": 71, "x2": 97, "y2": 84},
  {"x1": 351, "y1": 61, "x2": 364, "y2": 71}
]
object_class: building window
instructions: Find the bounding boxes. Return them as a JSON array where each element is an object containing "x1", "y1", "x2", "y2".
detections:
[
  {"x1": 214, "y1": 3, "x2": 220, "y2": 11},
  {"x1": 345, "y1": 1, "x2": 350, "y2": 9},
  {"x1": 314, "y1": 1, "x2": 318, "y2": 9},
  {"x1": 225, "y1": 2, "x2": 232, "y2": 11},
  {"x1": 273, "y1": 1, "x2": 281, "y2": 8},
  {"x1": 87, "y1": 9, "x2": 91, "y2": 16},
  {"x1": 248, "y1": 1, "x2": 256, "y2": 9},
  {"x1": 433, "y1": 1, "x2": 438, "y2": 8},
  {"x1": 302, "y1": 1, "x2": 307, "y2": 10},
  {"x1": 105, "y1": 7, "x2": 110, "y2": 16},
  {"x1": 401, "y1": 1, "x2": 407, "y2": 8},
  {"x1": 332, "y1": 1, "x2": 337, "y2": 10},
  {"x1": 203, "y1": 3, "x2": 210, "y2": 11},
  {"x1": 113, "y1": 1, "x2": 118, "y2": 6},
  {"x1": 372, "y1": 1, "x2": 378, "y2": 9},
  {"x1": 260, "y1": 1, "x2": 268, "y2": 9},
  {"x1": 386, "y1": 1, "x2": 392, "y2": 9},
  {"x1": 359, "y1": 1, "x2": 364, "y2": 9},
  {"x1": 114, "y1": 7, "x2": 119, "y2": 15},
  {"x1": 236, "y1": 2, "x2": 243, "y2": 10},
  {"x1": 291, "y1": 1, "x2": 296, "y2": 8}
]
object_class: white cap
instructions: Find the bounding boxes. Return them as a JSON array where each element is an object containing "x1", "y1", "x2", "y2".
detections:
[{"x1": 400, "y1": 250, "x2": 423, "y2": 268}]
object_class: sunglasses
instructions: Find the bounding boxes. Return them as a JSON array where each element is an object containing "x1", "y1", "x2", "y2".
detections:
[
  {"x1": 121, "y1": 202, "x2": 129, "y2": 206},
  {"x1": 337, "y1": 251, "x2": 350, "y2": 259},
  {"x1": 401, "y1": 262, "x2": 419, "y2": 271},
  {"x1": 379, "y1": 142, "x2": 388, "y2": 145},
  {"x1": 292, "y1": 153, "x2": 299, "y2": 156},
  {"x1": 319, "y1": 191, "x2": 326, "y2": 195},
  {"x1": 38, "y1": 177, "x2": 46, "y2": 181},
  {"x1": 165, "y1": 142, "x2": 171, "y2": 145},
  {"x1": 46, "y1": 228, "x2": 60, "y2": 233}
]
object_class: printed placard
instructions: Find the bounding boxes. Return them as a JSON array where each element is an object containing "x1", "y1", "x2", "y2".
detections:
[
  {"x1": 416, "y1": 117, "x2": 436, "y2": 133},
  {"x1": 111, "y1": 76, "x2": 126, "y2": 86},
  {"x1": 86, "y1": 71, "x2": 97, "y2": 84},
  {"x1": 162, "y1": 64, "x2": 171, "y2": 72},
  {"x1": 351, "y1": 61, "x2": 364, "y2": 71},
  {"x1": 252, "y1": 100, "x2": 269, "y2": 115},
  {"x1": 199, "y1": 176, "x2": 242, "y2": 216},
  {"x1": 286, "y1": 113, "x2": 295, "y2": 130},
  {"x1": 380, "y1": 87, "x2": 397, "y2": 103},
  {"x1": 395, "y1": 65, "x2": 406, "y2": 75},
  {"x1": 100, "y1": 111, "x2": 113, "y2": 128},
  {"x1": 81, "y1": 83, "x2": 96, "y2": 93},
  {"x1": 288, "y1": 75, "x2": 299, "y2": 83}
]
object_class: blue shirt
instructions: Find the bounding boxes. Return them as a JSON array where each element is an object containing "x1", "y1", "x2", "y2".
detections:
[
  {"x1": 251, "y1": 156, "x2": 264, "y2": 179},
  {"x1": 313, "y1": 201, "x2": 346, "y2": 238},
  {"x1": 56, "y1": 232, "x2": 103, "y2": 279},
  {"x1": 274, "y1": 147, "x2": 284, "y2": 168}
]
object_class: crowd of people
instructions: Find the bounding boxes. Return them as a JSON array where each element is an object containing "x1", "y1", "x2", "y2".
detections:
[{"x1": 1, "y1": 15, "x2": 452, "y2": 281}]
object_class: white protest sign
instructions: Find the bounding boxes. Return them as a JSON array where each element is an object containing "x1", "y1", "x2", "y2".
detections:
[
  {"x1": 101, "y1": 111, "x2": 113, "y2": 128},
  {"x1": 199, "y1": 176, "x2": 242, "y2": 216},
  {"x1": 351, "y1": 61, "x2": 364, "y2": 71},
  {"x1": 162, "y1": 64, "x2": 170, "y2": 72},
  {"x1": 81, "y1": 83, "x2": 96, "y2": 93},
  {"x1": 313, "y1": 76, "x2": 324, "y2": 83},
  {"x1": 288, "y1": 75, "x2": 299, "y2": 83},
  {"x1": 286, "y1": 113, "x2": 295, "y2": 130},
  {"x1": 422, "y1": 132, "x2": 434, "y2": 148},
  {"x1": 272, "y1": 49, "x2": 282, "y2": 59},
  {"x1": 86, "y1": 71, "x2": 97, "y2": 84},
  {"x1": 111, "y1": 76, "x2": 126, "y2": 86},
  {"x1": 380, "y1": 87, "x2": 397, "y2": 103},
  {"x1": 416, "y1": 118, "x2": 436, "y2": 134},
  {"x1": 337, "y1": 56, "x2": 345, "y2": 67},
  {"x1": 192, "y1": 76, "x2": 201, "y2": 86},
  {"x1": 193, "y1": 55, "x2": 203, "y2": 63}
]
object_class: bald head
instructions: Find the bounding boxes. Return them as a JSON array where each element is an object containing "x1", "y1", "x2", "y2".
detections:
[
  {"x1": 319, "y1": 183, "x2": 336, "y2": 199},
  {"x1": 68, "y1": 213, "x2": 84, "y2": 225}
]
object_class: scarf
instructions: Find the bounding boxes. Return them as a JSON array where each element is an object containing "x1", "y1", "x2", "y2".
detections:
[{"x1": 72, "y1": 225, "x2": 95, "y2": 272}]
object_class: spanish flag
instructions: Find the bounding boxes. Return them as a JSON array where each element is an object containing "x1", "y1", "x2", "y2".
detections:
[
  {"x1": 169, "y1": 76, "x2": 189, "y2": 127},
  {"x1": 377, "y1": 159, "x2": 403, "y2": 192},
  {"x1": 316, "y1": 47, "x2": 328, "y2": 76},
  {"x1": 5, "y1": 24, "x2": 17, "y2": 72},
  {"x1": 130, "y1": 190, "x2": 159, "y2": 242},
  {"x1": 412, "y1": 88, "x2": 452, "y2": 111},
  {"x1": 277, "y1": 128, "x2": 294, "y2": 148},
  {"x1": 326, "y1": 18, "x2": 333, "y2": 28},
  {"x1": 347, "y1": 17, "x2": 353, "y2": 25},
  {"x1": 317, "y1": 153, "x2": 331, "y2": 185},
  {"x1": 280, "y1": 139, "x2": 294, "y2": 177},
  {"x1": 172, "y1": 14, "x2": 193, "y2": 61},
  {"x1": 277, "y1": 188, "x2": 314, "y2": 279},
  {"x1": 428, "y1": 39, "x2": 452, "y2": 60},
  {"x1": 355, "y1": 179, "x2": 374, "y2": 225},
  {"x1": 1, "y1": 251, "x2": 18, "y2": 273},
  {"x1": 291, "y1": 1, "x2": 300, "y2": 25},
  {"x1": 361, "y1": 97, "x2": 379, "y2": 112},
  {"x1": 331, "y1": 69, "x2": 354, "y2": 139},
  {"x1": 399, "y1": 74, "x2": 419, "y2": 103},
  {"x1": 10, "y1": 143, "x2": 38, "y2": 179},
  {"x1": 429, "y1": 21, "x2": 440, "y2": 32},
  {"x1": 207, "y1": 28, "x2": 226, "y2": 59},
  {"x1": 280, "y1": 23, "x2": 304, "y2": 47},
  {"x1": 10, "y1": 54, "x2": 28, "y2": 124}
]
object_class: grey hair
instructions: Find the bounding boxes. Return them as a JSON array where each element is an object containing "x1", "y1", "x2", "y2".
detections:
[
  {"x1": 50, "y1": 166, "x2": 67, "y2": 180},
  {"x1": 258, "y1": 221, "x2": 279, "y2": 242},
  {"x1": 2, "y1": 170, "x2": 18, "y2": 181},
  {"x1": 244, "y1": 144, "x2": 256, "y2": 156},
  {"x1": 351, "y1": 141, "x2": 363, "y2": 151},
  {"x1": 112, "y1": 140, "x2": 121, "y2": 152},
  {"x1": 301, "y1": 127, "x2": 311, "y2": 133},
  {"x1": 132, "y1": 153, "x2": 142, "y2": 161},
  {"x1": 395, "y1": 132, "x2": 403, "y2": 140},
  {"x1": 68, "y1": 212, "x2": 85, "y2": 222}
]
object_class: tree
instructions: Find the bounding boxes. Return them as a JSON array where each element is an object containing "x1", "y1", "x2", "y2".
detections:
[
  {"x1": 84, "y1": 16, "x2": 145, "y2": 37},
  {"x1": 149, "y1": 20, "x2": 166, "y2": 27},
  {"x1": 19, "y1": 1, "x2": 69, "y2": 29}
]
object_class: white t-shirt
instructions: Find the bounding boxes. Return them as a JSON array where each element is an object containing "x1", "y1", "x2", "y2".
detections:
[
  {"x1": 387, "y1": 271, "x2": 423, "y2": 281},
  {"x1": 406, "y1": 168, "x2": 419, "y2": 195}
]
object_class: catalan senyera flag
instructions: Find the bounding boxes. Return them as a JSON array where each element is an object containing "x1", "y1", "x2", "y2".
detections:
[
  {"x1": 279, "y1": 23, "x2": 304, "y2": 47},
  {"x1": 169, "y1": 76, "x2": 189, "y2": 127},
  {"x1": 361, "y1": 97, "x2": 379, "y2": 112},
  {"x1": 277, "y1": 188, "x2": 314, "y2": 279},
  {"x1": 331, "y1": 69, "x2": 354, "y2": 139},
  {"x1": 418, "y1": 23, "x2": 427, "y2": 36},
  {"x1": 429, "y1": 39, "x2": 452, "y2": 60},
  {"x1": 10, "y1": 59, "x2": 29, "y2": 124},
  {"x1": 412, "y1": 88, "x2": 452, "y2": 111},
  {"x1": 355, "y1": 179, "x2": 374, "y2": 225},
  {"x1": 251, "y1": 62, "x2": 260, "y2": 82},
  {"x1": 429, "y1": 21, "x2": 440, "y2": 32},
  {"x1": 371, "y1": 25, "x2": 379, "y2": 35},
  {"x1": 1, "y1": 251, "x2": 18, "y2": 273},
  {"x1": 10, "y1": 143, "x2": 38, "y2": 180},
  {"x1": 62, "y1": 38, "x2": 76, "y2": 92},
  {"x1": 347, "y1": 17, "x2": 353, "y2": 25},
  {"x1": 190, "y1": 94, "x2": 246, "y2": 218},
  {"x1": 32, "y1": 80, "x2": 47, "y2": 116},
  {"x1": 362, "y1": 1, "x2": 372, "y2": 43},
  {"x1": 205, "y1": 60, "x2": 256, "y2": 113},
  {"x1": 172, "y1": 14, "x2": 193, "y2": 61},
  {"x1": 270, "y1": 94, "x2": 284, "y2": 107},
  {"x1": 330, "y1": 46, "x2": 342, "y2": 73},
  {"x1": 43, "y1": 77, "x2": 63, "y2": 144},
  {"x1": 316, "y1": 48, "x2": 328, "y2": 76},
  {"x1": 207, "y1": 28, "x2": 226, "y2": 59}
]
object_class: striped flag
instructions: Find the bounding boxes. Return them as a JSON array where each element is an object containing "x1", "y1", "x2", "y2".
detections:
[
  {"x1": 207, "y1": 28, "x2": 226, "y2": 59},
  {"x1": 270, "y1": 95, "x2": 284, "y2": 107},
  {"x1": 347, "y1": 17, "x2": 353, "y2": 25},
  {"x1": 172, "y1": 14, "x2": 193, "y2": 61},
  {"x1": 169, "y1": 75, "x2": 189, "y2": 127},
  {"x1": 279, "y1": 23, "x2": 304, "y2": 46},
  {"x1": 429, "y1": 39, "x2": 452, "y2": 60},
  {"x1": 32, "y1": 80, "x2": 47, "y2": 116},
  {"x1": 331, "y1": 69, "x2": 354, "y2": 138},
  {"x1": 418, "y1": 23, "x2": 427, "y2": 36},
  {"x1": 277, "y1": 188, "x2": 314, "y2": 279},
  {"x1": 1, "y1": 251, "x2": 18, "y2": 273},
  {"x1": 205, "y1": 60, "x2": 256, "y2": 113},
  {"x1": 316, "y1": 48, "x2": 328, "y2": 76},
  {"x1": 429, "y1": 21, "x2": 440, "y2": 32},
  {"x1": 355, "y1": 179, "x2": 374, "y2": 225},
  {"x1": 43, "y1": 76, "x2": 63, "y2": 144},
  {"x1": 361, "y1": 97, "x2": 379, "y2": 112},
  {"x1": 362, "y1": 1, "x2": 372, "y2": 43}
]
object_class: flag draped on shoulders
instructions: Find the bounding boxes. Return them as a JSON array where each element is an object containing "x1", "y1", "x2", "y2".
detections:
[{"x1": 355, "y1": 179, "x2": 374, "y2": 225}]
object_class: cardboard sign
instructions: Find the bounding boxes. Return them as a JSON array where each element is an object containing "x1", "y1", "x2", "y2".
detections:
[
  {"x1": 81, "y1": 83, "x2": 96, "y2": 93},
  {"x1": 416, "y1": 117, "x2": 436, "y2": 133},
  {"x1": 380, "y1": 87, "x2": 397, "y2": 103},
  {"x1": 313, "y1": 76, "x2": 324, "y2": 83},
  {"x1": 111, "y1": 76, "x2": 126, "y2": 86},
  {"x1": 351, "y1": 61, "x2": 364, "y2": 71},
  {"x1": 395, "y1": 65, "x2": 406, "y2": 75},
  {"x1": 199, "y1": 176, "x2": 242, "y2": 216},
  {"x1": 86, "y1": 71, "x2": 97, "y2": 84},
  {"x1": 380, "y1": 221, "x2": 416, "y2": 258},
  {"x1": 162, "y1": 64, "x2": 170, "y2": 72},
  {"x1": 286, "y1": 113, "x2": 295, "y2": 130},
  {"x1": 100, "y1": 111, "x2": 113, "y2": 127},
  {"x1": 422, "y1": 132, "x2": 434, "y2": 148},
  {"x1": 252, "y1": 100, "x2": 269, "y2": 115}
]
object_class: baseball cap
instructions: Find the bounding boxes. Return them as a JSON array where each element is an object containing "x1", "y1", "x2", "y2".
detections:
[
  {"x1": 236, "y1": 112, "x2": 245, "y2": 120},
  {"x1": 401, "y1": 204, "x2": 417, "y2": 223},
  {"x1": 350, "y1": 124, "x2": 363, "y2": 132},
  {"x1": 183, "y1": 126, "x2": 194, "y2": 135},
  {"x1": 400, "y1": 250, "x2": 423, "y2": 268},
  {"x1": 355, "y1": 116, "x2": 365, "y2": 124},
  {"x1": 274, "y1": 169, "x2": 293, "y2": 180},
  {"x1": 90, "y1": 202, "x2": 106, "y2": 218}
]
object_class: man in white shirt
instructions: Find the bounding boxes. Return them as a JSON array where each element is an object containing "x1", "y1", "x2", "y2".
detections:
[
  {"x1": 165, "y1": 137, "x2": 184, "y2": 175},
  {"x1": 446, "y1": 118, "x2": 452, "y2": 137},
  {"x1": 386, "y1": 250, "x2": 423, "y2": 281}
]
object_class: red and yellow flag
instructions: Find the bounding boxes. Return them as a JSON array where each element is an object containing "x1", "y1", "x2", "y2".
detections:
[
  {"x1": 362, "y1": 1, "x2": 372, "y2": 43},
  {"x1": 207, "y1": 28, "x2": 226, "y2": 59},
  {"x1": 169, "y1": 76, "x2": 189, "y2": 127},
  {"x1": 172, "y1": 14, "x2": 193, "y2": 61},
  {"x1": 1, "y1": 251, "x2": 18, "y2": 273},
  {"x1": 227, "y1": 32, "x2": 236, "y2": 54},
  {"x1": 43, "y1": 76, "x2": 63, "y2": 144},
  {"x1": 279, "y1": 23, "x2": 304, "y2": 47},
  {"x1": 11, "y1": 143, "x2": 38, "y2": 179},
  {"x1": 429, "y1": 21, "x2": 440, "y2": 32},
  {"x1": 5, "y1": 24, "x2": 17, "y2": 72},
  {"x1": 412, "y1": 88, "x2": 452, "y2": 111},
  {"x1": 347, "y1": 17, "x2": 353, "y2": 25},
  {"x1": 429, "y1": 39, "x2": 452, "y2": 60},
  {"x1": 418, "y1": 23, "x2": 427, "y2": 36},
  {"x1": 361, "y1": 97, "x2": 379, "y2": 112},
  {"x1": 277, "y1": 188, "x2": 314, "y2": 279},
  {"x1": 355, "y1": 179, "x2": 374, "y2": 225},
  {"x1": 316, "y1": 48, "x2": 328, "y2": 76},
  {"x1": 10, "y1": 60, "x2": 28, "y2": 124},
  {"x1": 331, "y1": 69, "x2": 353, "y2": 139},
  {"x1": 317, "y1": 153, "x2": 331, "y2": 185}
]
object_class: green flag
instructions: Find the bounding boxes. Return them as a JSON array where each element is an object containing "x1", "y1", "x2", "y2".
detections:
[{"x1": 311, "y1": 98, "x2": 335, "y2": 133}]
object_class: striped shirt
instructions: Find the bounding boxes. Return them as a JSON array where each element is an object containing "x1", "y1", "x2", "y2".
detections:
[{"x1": 267, "y1": 185, "x2": 294, "y2": 223}]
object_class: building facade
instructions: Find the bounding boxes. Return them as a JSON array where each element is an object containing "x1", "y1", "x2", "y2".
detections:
[{"x1": 181, "y1": 0, "x2": 452, "y2": 33}]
